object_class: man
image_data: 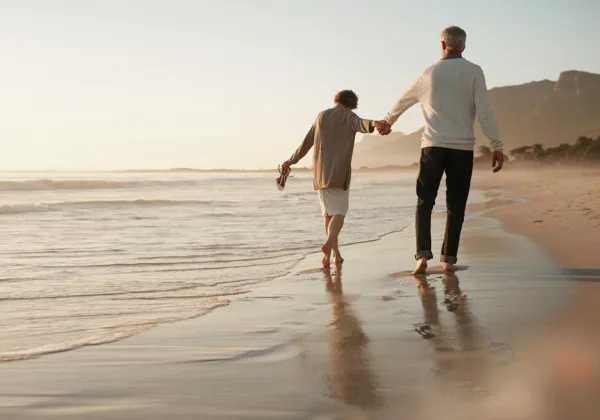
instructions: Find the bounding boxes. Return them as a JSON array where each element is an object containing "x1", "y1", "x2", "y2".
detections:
[
  {"x1": 380, "y1": 26, "x2": 504, "y2": 274},
  {"x1": 282, "y1": 90, "x2": 389, "y2": 268}
]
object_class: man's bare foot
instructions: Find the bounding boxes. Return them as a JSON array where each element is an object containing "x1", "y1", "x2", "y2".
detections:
[
  {"x1": 443, "y1": 263, "x2": 457, "y2": 272},
  {"x1": 412, "y1": 258, "x2": 428, "y2": 275},
  {"x1": 321, "y1": 244, "x2": 331, "y2": 268}
]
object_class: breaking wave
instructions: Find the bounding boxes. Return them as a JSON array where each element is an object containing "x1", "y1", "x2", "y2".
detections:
[
  {"x1": 0, "y1": 199, "x2": 231, "y2": 214},
  {"x1": 0, "y1": 176, "x2": 265, "y2": 192}
]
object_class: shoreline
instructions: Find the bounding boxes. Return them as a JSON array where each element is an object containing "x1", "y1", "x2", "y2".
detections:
[
  {"x1": 0, "y1": 183, "x2": 582, "y2": 419},
  {"x1": 1, "y1": 170, "x2": 599, "y2": 418},
  {"x1": 469, "y1": 167, "x2": 600, "y2": 420},
  {"x1": 472, "y1": 166, "x2": 600, "y2": 269},
  {"x1": 2, "y1": 162, "x2": 597, "y2": 175}
]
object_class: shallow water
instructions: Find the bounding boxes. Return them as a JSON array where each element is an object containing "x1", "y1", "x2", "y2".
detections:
[{"x1": 1, "y1": 171, "x2": 471, "y2": 361}]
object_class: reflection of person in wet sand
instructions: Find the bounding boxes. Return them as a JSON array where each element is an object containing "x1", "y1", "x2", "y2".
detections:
[
  {"x1": 325, "y1": 271, "x2": 379, "y2": 408},
  {"x1": 415, "y1": 273, "x2": 485, "y2": 395},
  {"x1": 443, "y1": 273, "x2": 477, "y2": 352}
]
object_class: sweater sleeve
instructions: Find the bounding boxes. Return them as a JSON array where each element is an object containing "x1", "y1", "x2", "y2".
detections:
[
  {"x1": 384, "y1": 74, "x2": 422, "y2": 126},
  {"x1": 289, "y1": 119, "x2": 317, "y2": 165},
  {"x1": 474, "y1": 66, "x2": 503, "y2": 152},
  {"x1": 342, "y1": 111, "x2": 375, "y2": 134}
]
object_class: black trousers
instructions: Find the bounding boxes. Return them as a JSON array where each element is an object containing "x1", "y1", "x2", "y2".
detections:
[{"x1": 415, "y1": 147, "x2": 474, "y2": 264}]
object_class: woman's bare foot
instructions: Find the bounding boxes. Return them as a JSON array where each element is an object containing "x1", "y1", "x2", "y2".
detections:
[
  {"x1": 443, "y1": 262, "x2": 457, "y2": 272},
  {"x1": 412, "y1": 258, "x2": 428, "y2": 275},
  {"x1": 321, "y1": 244, "x2": 331, "y2": 268},
  {"x1": 333, "y1": 246, "x2": 343, "y2": 265}
]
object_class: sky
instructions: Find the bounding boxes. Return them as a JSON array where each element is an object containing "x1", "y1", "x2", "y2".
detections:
[{"x1": 1, "y1": 0, "x2": 599, "y2": 170}]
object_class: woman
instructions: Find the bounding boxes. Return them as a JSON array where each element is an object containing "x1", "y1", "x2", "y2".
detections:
[{"x1": 282, "y1": 90, "x2": 389, "y2": 267}]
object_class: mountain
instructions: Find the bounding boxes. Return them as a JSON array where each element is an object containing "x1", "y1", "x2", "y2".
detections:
[
  {"x1": 353, "y1": 131, "x2": 417, "y2": 168},
  {"x1": 354, "y1": 131, "x2": 422, "y2": 168},
  {"x1": 354, "y1": 70, "x2": 600, "y2": 167}
]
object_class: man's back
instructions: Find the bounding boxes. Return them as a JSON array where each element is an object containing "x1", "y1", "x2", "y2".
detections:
[
  {"x1": 423, "y1": 58, "x2": 480, "y2": 148},
  {"x1": 385, "y1": 56, "x2": 503, "y2": 152}
]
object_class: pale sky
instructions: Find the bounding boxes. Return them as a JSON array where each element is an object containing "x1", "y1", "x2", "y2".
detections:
[{"x1": 1, "y1": 0, "x2": 599, "y2": 170}]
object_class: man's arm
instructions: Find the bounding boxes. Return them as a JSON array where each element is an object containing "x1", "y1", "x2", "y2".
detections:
[
  {"x1": 474, "y1": 66, "x2": 504, "y2": 172},
  {"x1": 384, "y1": 75, "x2": 423, "y2": 126},
  {"x1": 474, "y1": 67, "x2": 503, "y2": 152}
]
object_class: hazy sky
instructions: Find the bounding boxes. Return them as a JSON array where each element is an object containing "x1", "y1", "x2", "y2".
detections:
[{"x1": 1, "y1": 0, "x2": 599, "y2": 170}]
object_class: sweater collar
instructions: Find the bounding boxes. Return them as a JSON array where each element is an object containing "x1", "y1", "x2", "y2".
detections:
[{"x1": 442, "y1": 53, "x2": 463, "y2": 60}]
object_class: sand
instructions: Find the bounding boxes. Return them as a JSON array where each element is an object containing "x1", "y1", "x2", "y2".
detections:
[
  {"x1": 1, "y1": 167, "x2": 600, "y2": 419},
  {"x1": 469, "y1": 166, "x2": 600, "y2": 420},
  {"x1": 472, "y1": 165, "x2": 600, "y2": 270}
]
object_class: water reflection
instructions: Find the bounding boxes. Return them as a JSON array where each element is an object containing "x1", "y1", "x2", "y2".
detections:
[
  {"x1": 325, "y1": 270, "x2": 379, "y2": 408},
  {"x1": 443, "y1": 273, "x2": 478, "y2": 352},
  {"x1": 415, "y1": 273, "x2": 486, "y2": 398}
]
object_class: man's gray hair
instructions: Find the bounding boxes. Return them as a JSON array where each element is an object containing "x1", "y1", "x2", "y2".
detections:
[{"x1": 441, "y1": 26, "x2": 466, "y2": 50}]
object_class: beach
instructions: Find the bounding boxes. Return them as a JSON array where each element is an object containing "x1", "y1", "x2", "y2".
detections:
[
  {"x1": 473, "y1": 166, "x2": 600, "y2": 270},
  {"x1": 1, "y1": 167, "x2": 599, "y2": 419}
]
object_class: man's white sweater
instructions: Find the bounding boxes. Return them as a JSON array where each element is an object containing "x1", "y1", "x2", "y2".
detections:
[{"x1": 385, "y1": 55, "x2": 503, "y2": 152}]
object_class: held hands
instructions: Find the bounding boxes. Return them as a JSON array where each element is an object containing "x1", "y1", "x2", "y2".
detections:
[
  {"x1": 374, "y1": 120, "x2": 392, "y2": 136},
  {"x1": 492, "y1": 151, "x2": 504, "y2": 173}
]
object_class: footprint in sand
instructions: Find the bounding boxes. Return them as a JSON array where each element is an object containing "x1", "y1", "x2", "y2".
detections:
[
  {"x1": 414, "y1": 324, "x2": 435, "y2": 339},
  {"x1": 380, "y1": 290, "x2": 408, "y2": 301},
  {"x1": 488, "y1": 341, "x2": 516, "y2": 365},
  {"x1": 443, "y1": 298, "x2": 458, "y2": 312},
  {"x1": 458, "y1": 382, "x2": 490, "y2": 401},
  {"x1": 443, "y1": 292, "x2": 467, "y2": 311}
]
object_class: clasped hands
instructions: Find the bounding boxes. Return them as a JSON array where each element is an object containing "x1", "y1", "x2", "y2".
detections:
[{"x1": 374, "y1": 120, "x2": 392, "y2": 136}]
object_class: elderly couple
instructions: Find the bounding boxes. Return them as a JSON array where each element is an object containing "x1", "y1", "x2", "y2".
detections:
[{"x1": 282, "y1": 26, "x2": 504, "y2": 274}]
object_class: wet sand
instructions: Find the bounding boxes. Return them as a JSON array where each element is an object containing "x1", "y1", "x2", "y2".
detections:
[
  {"x1": 1, "y1": 169, "x2": 599, "y2": 419},
  {"x1": 470, "y1": 166, "x2": 600, "y2": 420}
]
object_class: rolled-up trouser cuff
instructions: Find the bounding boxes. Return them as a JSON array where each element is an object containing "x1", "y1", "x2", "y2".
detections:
[
  {"x1": 415, "y1": 251, "x2": 434, "y2": 261},
  {"x1": 441, "y1": 255, "x2": 457, "y2": 264}
]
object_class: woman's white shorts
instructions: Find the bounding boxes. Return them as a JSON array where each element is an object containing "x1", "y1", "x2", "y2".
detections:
[{"x1": 317, "y1": 188, "x2": 349, "y2": 217}]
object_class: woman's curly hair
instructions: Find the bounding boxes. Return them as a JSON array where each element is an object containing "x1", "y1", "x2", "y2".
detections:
[{"x1": 334, "y1": 90, "x2": 359, "y2": 110}]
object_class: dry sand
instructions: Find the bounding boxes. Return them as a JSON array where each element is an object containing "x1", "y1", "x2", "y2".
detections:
[
  {"x1": 472, "y1": 165, "x2": 600, "y2": 269},
  {"x1": 1, "y1": 166, "x2": 599, "y2": 419}
]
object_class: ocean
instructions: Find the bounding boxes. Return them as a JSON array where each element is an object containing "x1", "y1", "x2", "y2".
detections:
[{"x1": 0, "y1": 170, "x2": 460, "y2": 362}]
